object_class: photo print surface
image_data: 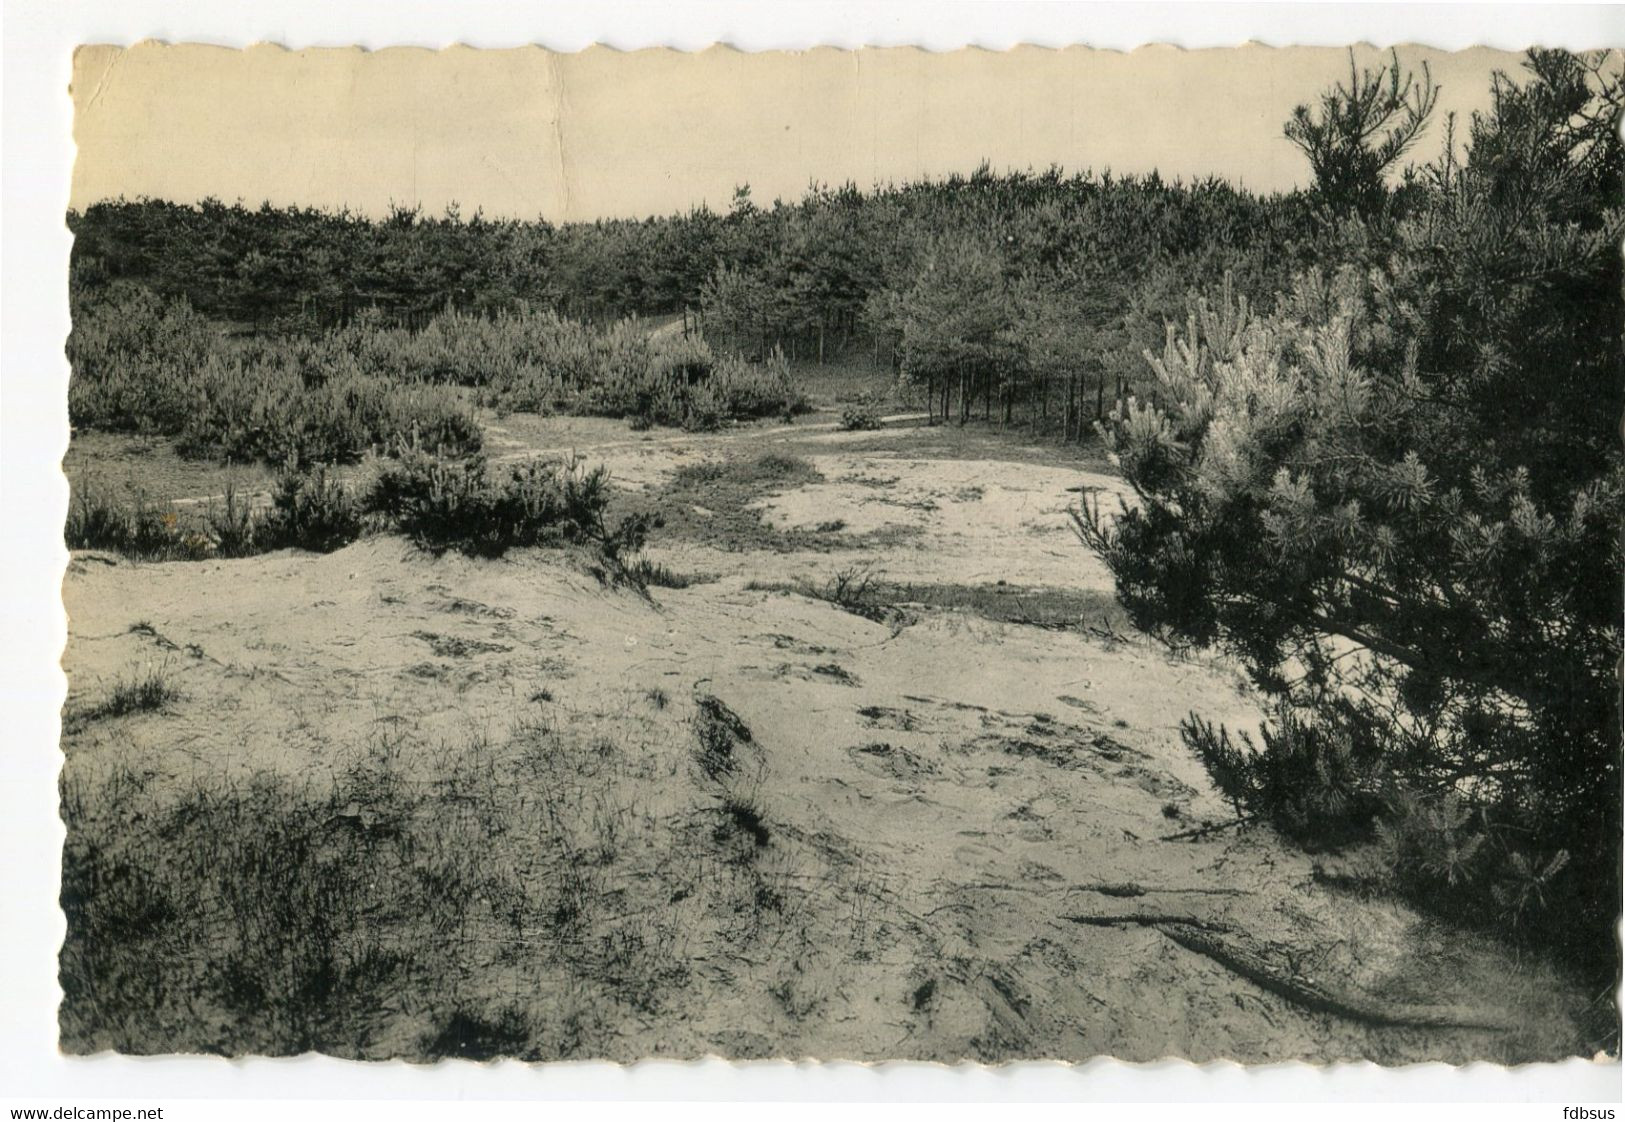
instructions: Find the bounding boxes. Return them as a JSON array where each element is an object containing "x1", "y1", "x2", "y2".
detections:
[{"x1": 59, "y1": 41, "x2": 1624, "y2": 1063}]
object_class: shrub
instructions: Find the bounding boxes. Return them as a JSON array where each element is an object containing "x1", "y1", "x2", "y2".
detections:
[
  {"x1": 707, "y1": 349, "x2": 809, "y2": 425},
  {"x1": 65, "y1": 485, "x2": 142, "y2": 553},
  {"x1": 820, "y1": 565, "x2": 887, "y2": 622},
  {"x1": 691, "y1": 694, "x2": 754, "y2": 782},
  {"x1": 67, "y1": 285, "x2": 216, "y2": 435},
  {"x1": 363, "y1": 447, "x2": 613, "y2": 559},
  {"x1": 678, "y1": 384, "x2": 726, "y2": 433},
  {"x1": 257, "y1": 465, "x2": 363, "y2": 553},
  {"x1": 66, "y1": 484, "x2": 212, "y2": 562},
  {"x1": 840, "y1": 394, "x2": 885, "y2": 431},
  {"x1": 1182, "y1": 706, "x2": 1385, "y2": 846},
  {"x1": 618, "y1": 559, "x2": 710, "y2": 590},
  {"x1": 68, "y1": 449, "x2": 656, "y2": 571},
  {"x1": 70, "y1": 286, "x2": 484, "y2": 465},
  {"x1": 1374, "y1": 787, "x2": 1489, "y2": 895}
]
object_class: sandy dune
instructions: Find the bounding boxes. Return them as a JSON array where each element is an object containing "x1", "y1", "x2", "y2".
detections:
[{"x1": 59, "y1": 417, "x2": 1596, "y2": 1063}]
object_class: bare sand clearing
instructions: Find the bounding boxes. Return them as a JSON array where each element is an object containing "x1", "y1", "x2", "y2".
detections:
[{"x1": 59, "y1": 416, "x2": 1595, "y2": 1063}]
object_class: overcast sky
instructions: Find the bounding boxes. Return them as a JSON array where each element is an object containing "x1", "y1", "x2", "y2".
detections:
[{"x1": 70, "y1": 42, "x2": 1522, "y2": 222}]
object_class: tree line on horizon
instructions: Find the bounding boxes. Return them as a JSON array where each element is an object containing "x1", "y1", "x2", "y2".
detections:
[{"x1": 69, "y1": 150, "x2": 1356, "y2": 438}]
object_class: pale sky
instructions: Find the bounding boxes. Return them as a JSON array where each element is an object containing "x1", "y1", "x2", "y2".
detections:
[{"x1": 70, "y1": 43, "x2": 1522, "y2": 222}]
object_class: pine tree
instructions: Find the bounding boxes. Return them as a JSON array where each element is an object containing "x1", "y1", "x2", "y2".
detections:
[
  {"x1": 1283, "y1": 49, "x2": 1440, "y2": 218},
  {"x1": 1079, "y1": 50, "x2": 1624, "y2": 975}
]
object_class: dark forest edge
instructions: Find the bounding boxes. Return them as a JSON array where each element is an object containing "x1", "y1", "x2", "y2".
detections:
[{"x1": 63, "y1": 48, "x2": 1625, "y2": 996}]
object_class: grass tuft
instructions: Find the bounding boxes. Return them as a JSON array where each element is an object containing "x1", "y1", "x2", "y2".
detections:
[
  {"x1": 66, "y1": 664, "x2": 181, "y2": 732},
  {"x1": 716, "y1": 796, "x2": 772, "y2": 849},
  {"x1": 691, "y1": 693, "x2": 754, "y2": 782}
]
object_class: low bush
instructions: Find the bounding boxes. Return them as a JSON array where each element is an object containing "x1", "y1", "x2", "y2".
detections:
[
  {"x1": 820, "y1": 565, "x2": 887, "y2": 622},
  {"x1": 1182, "y1": 705, "x2": 1387, "y2": 846},
  {"x1": 257, "y1": 465, "x2": 364, "y2": 553},
  {"x1": 839, "y1": 395, "x2": 885, "y2": 431},
  {"x1": 1183, "y1": 702, "x2": 1600, "y2": 957},
  {"x1": 68, "y1": 449, "x2": 666, "y2": 574},
  {"x1": 205, "y1": 482, "x2": 259, "y2": 559},
  {"x1": 618, "y1": 559, "x2": 712, "y2": 590},
  {"x1": 65, "y1": 484, "x2": 212, "y2": 562},
  {"x1": 571, "y1": 335, "x2": 807, "y2": 430},
  {"x1": 363, "y1": 446, "x2": 625, "y2": 559},
  {"x1": 67, "y1": 286, "x2": 216, "y2": 436},
  {"x1": 70, "y1": 663, "x2": 181, "y2": 728},
  {"x1": 691, "y1": 694, "x2": 755, "y2": 783}
]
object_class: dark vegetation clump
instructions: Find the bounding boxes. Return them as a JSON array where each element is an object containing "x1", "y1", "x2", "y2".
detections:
[
  {"x1": 819, "y1": 565, "x2": 886, "y2": 622},
  {"x1": 691, "y1": 693, "x2": 755, "y2": 782},
  {"x1": 68, "y1": 465, "x2": 363, "y2": 559},
  {"x1": 617, "y1": 559, "x2": 713, "y2": 590},
  {"x1": 57, "y1": 724, "x2": 701, "y2": 1059},
  {"x1": 361, "y1": 446, "x2": 621, "y2": 559},
  {"x1": 205, "y1": 482, "x2": 260, "y2": 558},
  {"x1": 257, "y1": 463, "x2": 364, "y2": 553},
  {"x1": 97, "y1": 667, "x2": 180, "y2": 718},
  {"x1": 694, "y1": 694, "x2": 754, "y2": 745},
  {"x1": 692, "y1": 714, "x2": 738, "y2": 781},
  {"x1": 748, "y1": 564, "x2": 892, "y2": 624},
  {"x1": 1183, "y1": 710, "x2": 1386, "y2": 848},
  {"x1": 715, "y1": 796, "x2": 772, "y2": 849},
  {"x1": 69, "y1": 448, "x2": 669, "y2": 583},
  {"x1": 839, "y1": 394, "x2": 885, "y2": 432}
]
